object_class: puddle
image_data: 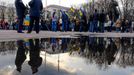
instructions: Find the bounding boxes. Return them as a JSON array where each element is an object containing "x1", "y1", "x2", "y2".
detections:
[{"x1": 0, "y1": 37, "x2": 134, "y2": 75}]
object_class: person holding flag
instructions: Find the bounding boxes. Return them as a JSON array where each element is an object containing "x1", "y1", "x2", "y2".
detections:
[
  {"x1": 61, "y1": 10, "x2": 69, "y2": 31},
  {"x1": 51, "y1": 10, "x2": 58, "y2": 31}
]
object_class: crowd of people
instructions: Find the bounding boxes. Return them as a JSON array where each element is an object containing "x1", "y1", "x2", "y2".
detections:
[
  {"x1": 47, "y1": 8, "x2": 133, "y2": 33},
  {"x1": 0, "y1": 20, "x2": 10, "y2": 30},
  {"x1": 15, "y1": 0, "x2": 43, "y2": 33},
  {"x1": 0, "y1": 0, "x2": 132, "y2": 33}
]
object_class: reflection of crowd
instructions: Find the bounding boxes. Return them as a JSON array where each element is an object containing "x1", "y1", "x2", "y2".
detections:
[
  {"x1": 0, "y1": 37, "x2": 133, "y2": 70},
  {"x1": 43, "y1": 38, "x2": 69, "y2": 53},
  {"x1": 55, "y1": 37, "x2": 134, "y2": 69},
  {"x1": 0, "y1": 37, "x2": 133, "y2": 72},
  {"x1": 72, "y1": 37, "x2": 134, "y2": 69}
]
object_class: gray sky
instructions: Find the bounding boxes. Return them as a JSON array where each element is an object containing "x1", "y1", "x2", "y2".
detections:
[{"x1": 3, "y1": 0, "x2": 88, "y2": 7}]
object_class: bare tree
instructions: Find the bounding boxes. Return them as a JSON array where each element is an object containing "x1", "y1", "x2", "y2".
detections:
[
  {"x1": 7, "y1": 4, "x2": 15, "y2": 25},
  {"x1": 0, "y1": 1, "x2": 6, "y2": 21},
  {"x1": 120, "y1": 0, "x2": 134, "y2": 20}
]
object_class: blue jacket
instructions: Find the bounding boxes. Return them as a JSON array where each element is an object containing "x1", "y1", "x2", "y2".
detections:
[
  {"x1": 15, "y1": 0, "x2": 26, "y2": 18},
  {"x1": 61, "y1": 11, "x2": 68, "y2": 22},
  {"x1": 29, "y1": 0, "x2": 43, "y2": 17}
]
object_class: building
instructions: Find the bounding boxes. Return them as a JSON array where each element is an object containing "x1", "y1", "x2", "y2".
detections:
[
  {"x1": 42, "y1": 5, "x2": 70, "y2": 19},
  {"x1": 46, "y1": 5, "x2": 70, "y2": 12}
]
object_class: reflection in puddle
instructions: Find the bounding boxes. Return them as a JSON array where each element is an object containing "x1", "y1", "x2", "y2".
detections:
[
  {"x1": 15, "y1": 39, "x2": 42, "y2": 74},
  {"x1": 0, "y1": 37, "x2": 134, "y2": 75}
]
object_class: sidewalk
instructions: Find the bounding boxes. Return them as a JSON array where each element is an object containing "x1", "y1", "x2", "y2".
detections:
[{"x1": 0, "y1": 30, "x2": 134, "y2": 41}]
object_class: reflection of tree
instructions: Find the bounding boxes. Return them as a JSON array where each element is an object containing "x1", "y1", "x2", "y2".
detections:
[
  {"x1": 116, "y1": 38, "x2": 134, "y2": 68},
  {"x1": 40, "y1": 38, "x2": 50, "y2": 50},
  {"x1": 86, "y1": 37, "x2": 113, "y2": 70},
  {"x1": 69, "y1": 37, "x2": 119, "y2": 70},
  {"x1": 0, "y1": 41, "x2": 16, "y2": 55},
  {"x1": 68, "y1": 38, "x2": 80, "y2": 55},
  {"x1": 68, "y1": 37, "x2": 134, "y2": 70}
]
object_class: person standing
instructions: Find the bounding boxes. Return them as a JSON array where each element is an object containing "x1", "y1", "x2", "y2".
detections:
[
  {"x1": 15, "y1": 0, "x2": 26, "y2": 33},
  {"x1": 89, "y1": 14, "x2": 93, "y2": 32},
  {"x1": 27, "y1": 0, "x2": 43, "y2": 34},
  {"x1": 79, "y1": 9, "x2": 87, "y2": 32},
  {"x1": 105, "y1": 15, "x2": 112, "y2": 32},
  {"x1": 93, "y1": 9, "x2": 99, "y2": 32},
  {"x1": 121, "y1": 17, "x2": 126, "y2": 32},
  {"x1": 51, "y1": 11, "x2": 58, "y2": 32},
  {"x1": 115, "y1": 19, "x2": 121, "y2": 32},
  {"x1": 61, "y1": 11, "x2": 69, "y2": 31},
  {"x1": 99, "y1": 10, "x2": 106, "y2": 32},
  {"x1": 125, "y1": 20, "x2": 130, "y2": 32}
]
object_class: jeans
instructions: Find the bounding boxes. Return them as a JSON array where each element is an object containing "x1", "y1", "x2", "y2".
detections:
[
  {"x1": 52, "y1": 21, "x2": 57, "y2": 31},
  {"x1": 89, "y1": 21, "x2": 94, "y2": 32},
  {"x1": 18, "y1": 18, "x2": 24, "y2": 31},
  {"x1": 93, "y1": 20, "x2": 98, "y2": 32},
  {"x1": 70, "y1": 23, "x2": 75, "y2": 31},
  {"x1": 116, "y1": 27, "x2": 121, "y2": 32},
  {"x1": 79, "y1": 22, "x2": 83, "y2": 32},
  {"x1": 99, "y1": 22, "x2": 105, "y2": 32},
  {"x1": 62, "y1": 21, "x2": 68, "y2": 31},
  {"x1": 110, "y1": 21, "x2": 113, "y2": 32}
]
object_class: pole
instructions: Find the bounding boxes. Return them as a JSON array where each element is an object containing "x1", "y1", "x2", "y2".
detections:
[
  {"x1": 59, "y1": 0, "x2": 61, "y2": 18},
  {"x1": 46, "y1": 0, "x2": 47, "y2": 7},
  {"x1": 93, "y1": 0, "x2": 94, "y2": 11},
  {"x1": 45, "y1": 0, "x2": 47, "y2": 20},
  {"x1": 59, "y1": 0, "x2": 61, "y2": 6},
  {"x1": 58, "y1": 54, "x2": 60, "y2": 71}
]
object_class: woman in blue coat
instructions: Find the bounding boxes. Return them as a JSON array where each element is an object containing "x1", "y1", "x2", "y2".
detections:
[
  {"x1": 15, "y1": 0, "x2": 26, "y2": 33},
  {"x1": 51, "y1": 11, "x2": 58, "y2": 32}
]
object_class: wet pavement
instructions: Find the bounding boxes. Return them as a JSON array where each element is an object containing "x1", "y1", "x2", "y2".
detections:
[
  {"x1": 0, "y1": 36, "x2": 134, "y2": 75},
  {"x1": 1, "y1": 30, "x2": 134, "y2": 41}
]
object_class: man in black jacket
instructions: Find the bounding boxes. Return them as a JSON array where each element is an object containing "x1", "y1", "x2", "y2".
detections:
[
  {"x1": 99, "y1": 9, "x2": 106, "y2": 32},
  {"x1": 15, "y1": 0, "x2": 26, "y2": 33},
  {"x1": 27, "y1": 0, "x2": 43, "y2": 34}
]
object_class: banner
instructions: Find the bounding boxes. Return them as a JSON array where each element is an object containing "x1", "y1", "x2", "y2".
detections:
[{"x1": 24, "y1": 15, "x2": 30, "y2": 26}]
